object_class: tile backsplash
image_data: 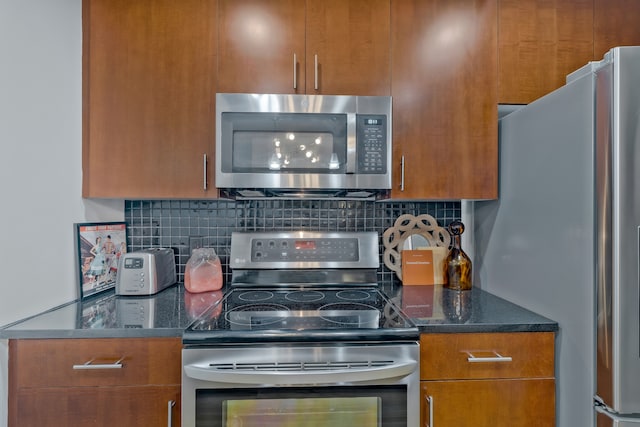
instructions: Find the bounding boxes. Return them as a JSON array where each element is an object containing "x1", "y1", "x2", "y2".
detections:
[{"x1": 125, "y1": 199, "x2": 460, "y2": 286}]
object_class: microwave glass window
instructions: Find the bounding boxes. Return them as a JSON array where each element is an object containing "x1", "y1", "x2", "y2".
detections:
[
  {"x1": 223, "y1": 397, "x2": 380, "y2": 427},
  {"x1": 221, "y1": 112, "x2": 348, "y2": 174},
  {"x1": 232, "y1": 131, "x2": 338, "y2": 172}
]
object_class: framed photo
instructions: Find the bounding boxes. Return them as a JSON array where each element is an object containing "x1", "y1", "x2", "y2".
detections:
[{"x1": 75, "y1": 222, "x2": 128, "y2": 299}]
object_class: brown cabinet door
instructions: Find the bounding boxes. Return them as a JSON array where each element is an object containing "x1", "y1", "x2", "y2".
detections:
[
  {"x1": 421, "y1": 379, "x2": 555, "y2": 427},
  {"x1": 9, "y1": 338, "x2": 182, "y2": 388},
  {"x1": 83, "y1": 0, "x2": 217, "y2": 199},
  {"x1": 391, "y1": 0, "x2": 498, "y2": 199},
  {"x1": 420, "y1": 332, "x2": 555, "y2": 380},
  {"x1": 594, "y1": 0, "x2": 640, "y2": 60},
  {"x1": 217, "y1": 0, "x2": 306, "y2": 94},
  {"x1": 13, "y1": 385, "x2": 181, "y2": 427},
  {"x1": 306, "y1": 0, "x2": 391, "y2": 95},
  {"x1": 498, "y1": 0, "x2": 593, "y2": 105},
  {"x1": 218, "y1": 0, "x2": 390, "y2": 95}
]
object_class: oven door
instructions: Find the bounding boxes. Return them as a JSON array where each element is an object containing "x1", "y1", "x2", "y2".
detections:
[{"x1": 182, "y1": 343, "x2": 419, "y2": 427}]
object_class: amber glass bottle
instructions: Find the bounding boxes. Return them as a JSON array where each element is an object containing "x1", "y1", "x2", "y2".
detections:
[{"x1": 444, "y1": 220, "x2": 472, "y2": 290}]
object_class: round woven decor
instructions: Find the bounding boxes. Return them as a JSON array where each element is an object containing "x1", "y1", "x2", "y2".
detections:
[{"x1": 382, "y1": 214, "x2": 451, "y2": 280}]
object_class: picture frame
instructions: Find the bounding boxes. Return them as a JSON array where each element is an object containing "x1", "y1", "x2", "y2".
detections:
[{"x1": 75, "y1": 222, "x2": 128, "y2": 300}]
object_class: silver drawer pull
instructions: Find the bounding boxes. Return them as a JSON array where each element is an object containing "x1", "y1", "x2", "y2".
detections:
[
  {"x1": 466, "y1": 351, "x2": 513, "y2": 363},
  {"x1": 72, "y1": 357, "x2": 124, "y2": 370},
  {"x1": 167, "y1": 400, "x2": 175, "y2": 427}
]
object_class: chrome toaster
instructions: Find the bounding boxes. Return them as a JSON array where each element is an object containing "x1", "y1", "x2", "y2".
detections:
[{"x1": 116, "y1": 248, "x2": 176, "y2": 296}]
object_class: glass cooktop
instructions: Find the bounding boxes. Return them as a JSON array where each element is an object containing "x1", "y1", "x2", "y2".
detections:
[{"x1": 183, "y1": 287, "x2": 418, "y2": 345}]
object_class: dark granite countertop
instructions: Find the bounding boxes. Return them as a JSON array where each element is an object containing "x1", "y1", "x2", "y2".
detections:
[
  {"x1": 380, "y1": 284, "x2": 558, "y2": 333},
  {"x1": 0, "y1": 285, "x2": 221, "y2": 339},
  {"x1": 0, "y1": 283, "x2": 557, "y2": 339}
]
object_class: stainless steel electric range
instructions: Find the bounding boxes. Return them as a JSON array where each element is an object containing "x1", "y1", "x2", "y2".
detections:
[{"x1": 182, "y1": 231, "x2": 420, "y2": 427}]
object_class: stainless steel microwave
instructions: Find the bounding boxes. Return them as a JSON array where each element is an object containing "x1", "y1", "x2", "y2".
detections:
[{"x1": 215, "y1": 93, "x2": 392, "y2": 199}]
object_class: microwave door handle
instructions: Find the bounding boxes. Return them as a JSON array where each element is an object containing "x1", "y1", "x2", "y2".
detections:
[{"x1": 346, "y1": 113, "x2": 357, "y2": 174}]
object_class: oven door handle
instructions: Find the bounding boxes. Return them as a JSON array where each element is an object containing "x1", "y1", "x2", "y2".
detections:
[{"x1": 183, "y1": 360, "x2": 417, "y2": 385}]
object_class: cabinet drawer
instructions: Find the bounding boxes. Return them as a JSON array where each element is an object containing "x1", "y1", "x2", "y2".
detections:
[
  {"x1": 420, "y1": 332, "x2": 554, "y2": 380},
  {"x1": 9, "y1": 337, "x2": 181, "y2": 388},
  {"x1": 12, "y1": 385, "x2": 181, "y2": 427}
]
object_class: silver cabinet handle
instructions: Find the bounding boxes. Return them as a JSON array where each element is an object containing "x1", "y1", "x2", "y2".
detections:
[
  {"x1": 400, "y1": 155, "x2": 406, "y2": 191},
  {"x1": 293, "y1": 53, "x2": 297, "y2": 90},
  {"x1": 314, "y1": 54, "x2": 318, "y2": 90},
  {"x1": 203, "y1": 153, "x2": 208, "y2": 190},
  {"x1": 72, "y1": 357, "x2": 124, "y2": 370},
  {"x1": 425, "y1": 395, "x2": 433, "y2": 427},
  {"x1": 167, "y1": 400, "x2": 175, "y2": 427},
  {"x1": 466, "y1": 351, "x2": 513, "y2": 363}
]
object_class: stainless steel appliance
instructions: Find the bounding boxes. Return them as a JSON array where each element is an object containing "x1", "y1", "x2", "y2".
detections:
[
  {"x1": 474, "y1": 46, "x2": 640, "y2": 426},
  {"x1": 115, "y1": 248, "x2": 177, "y2": 296},
  {"x1": 182, "y1": 231, "x2": 419, "y2": 427},
  {"x1": 215, "y1": 93, "x2": 392, "y2": 199}
]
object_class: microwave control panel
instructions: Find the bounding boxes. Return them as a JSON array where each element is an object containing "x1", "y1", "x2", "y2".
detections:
[{"x1": 356, "y1": 115, "x2": 387, "y2": 174}]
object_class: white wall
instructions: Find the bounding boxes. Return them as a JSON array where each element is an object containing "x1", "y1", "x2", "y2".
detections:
[
  {"x1": 0, "y1": 1, "x2": 123, "y2": 424},
  {"x1": 0, "y1": 0, "x2": 124, "y2": 324}
]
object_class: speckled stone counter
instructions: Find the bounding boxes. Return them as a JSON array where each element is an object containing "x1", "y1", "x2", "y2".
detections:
[
  {"x1": 381, "y1": 283, "x2": 558, "y2": 333},
  {"x1": 0, "y1": 283, "x2": 557, "y2": 339},
  {"x1": 0, "y1": 285, "x2": 222, "y2": 339}
]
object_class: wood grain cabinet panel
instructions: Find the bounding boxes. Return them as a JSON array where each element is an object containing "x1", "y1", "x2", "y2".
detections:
[
  {"x1": 420, "y1": 332, "x2": 555, "y2": 427},
  {"x1": 422, "y1": 378, "x2": 555, "y2": 427},
  {"x1": 217, "y1": 0, "x2": 390, "y2": 95},
  {"x1": 14, "y1": 385, "x2": 181, "y2": 427},
  {"x1": 83, "y1": 0, "x2": 217, "y2": 199},
  {"x1": 594, "y1": 0, "x2": 640, "y2": 60},
  {"x1": 8, "y1": 337, "x2": 182, "y2": 427},
  {"x1": 217, "y1": 0, "x2": 306, "y2": 94},
  {"x1": 391, "y1": 0, "x2": 498, "y2": 199},
  {"x1": 498, "y1": 0, "x2": 593, "y2": 105}
]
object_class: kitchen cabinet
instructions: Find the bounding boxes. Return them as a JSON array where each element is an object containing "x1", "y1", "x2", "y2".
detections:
[
  {"x1": 217, "y1": 0, "x2": 390, "y2": 95},
  {"x1": 498, "y1": 0, "x2": 640, "y2": 105},
  {"x1": 594, "y1": 0, "x2": 640, "y2": 60},
  {"x1": 8, "y1": 337, "x2": 182, "y2": 427},
  {"x1": 498, "y1": 0, "x2": 593, "y2": 105},
  {"x1": 82, "y1": 0, "x2": 218, "y2": 199},
  {"x1": 390, "y1": 0, "x2": 498, "y2": 199},
  {"x1": 420, "y1": 332, "x2": 555, "y2": 426}
]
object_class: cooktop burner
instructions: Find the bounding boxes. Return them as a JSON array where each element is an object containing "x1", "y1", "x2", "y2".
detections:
[
  {"x1": 182, "y1": 231, "x2": 419, "y2": 345},
  {"x1": 184, "y1": 287, "x2": 417, "y2": 344}
]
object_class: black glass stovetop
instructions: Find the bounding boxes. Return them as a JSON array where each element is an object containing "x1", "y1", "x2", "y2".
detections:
[{"x1": 183, "y1": 287, "x2": 418, "y2": 345}]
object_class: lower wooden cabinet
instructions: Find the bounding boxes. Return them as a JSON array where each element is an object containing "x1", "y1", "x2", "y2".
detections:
[
  {"x1": 13, "y1": 385, "x2": 180, "y2": 426},
  {"x1": 8, "y1": 337, "x2": 182, "y2": 427},
  {"x1": 420, "y1": 332, "x2": 555, "y2": 427}
]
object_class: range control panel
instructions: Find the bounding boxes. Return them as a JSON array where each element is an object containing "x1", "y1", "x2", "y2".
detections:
[
  {"x1": 229, "y1": 231, "x2": 380, "y2": 270},
  {"x1": 251, "y1": 238, "x2": 359, "y2": 262}
]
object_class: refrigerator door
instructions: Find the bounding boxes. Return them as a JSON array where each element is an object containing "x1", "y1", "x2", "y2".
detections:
[
  {"x1": 595, "y1": 47, "x2": 640, "y2": 415},
  {"x1": 474, "y1": 66, "x2": 596, "y2": 427}
]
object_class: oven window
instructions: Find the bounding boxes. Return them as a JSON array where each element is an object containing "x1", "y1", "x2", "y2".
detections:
[{"x1": 195, "y1": 385, "x2": 406, "y2": 427}]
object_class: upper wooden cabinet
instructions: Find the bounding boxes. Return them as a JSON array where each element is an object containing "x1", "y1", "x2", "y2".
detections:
[
  {"x1": 217, "y1": 0, "x2": 391, "y2": 95},
  {"x1": 498, "y1": 0, "x2": 640, "y2": 105},
  {"x1": 594, "y1": 0, "x2": 640, "y2": 60},
  {"x1": 83, "y1": 0, "x2": 218, "y2": 199},
  {"x1": 390, "y1": 0, "x2": 498, "y2": 200},
  {"x1": 498, "y1": 0, "x2": 593, "y2": 105}
]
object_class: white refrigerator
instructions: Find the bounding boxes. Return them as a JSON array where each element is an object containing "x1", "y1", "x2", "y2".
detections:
[{"x1": 474, "y1": 46, "x2": 640, "y2": 427}]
